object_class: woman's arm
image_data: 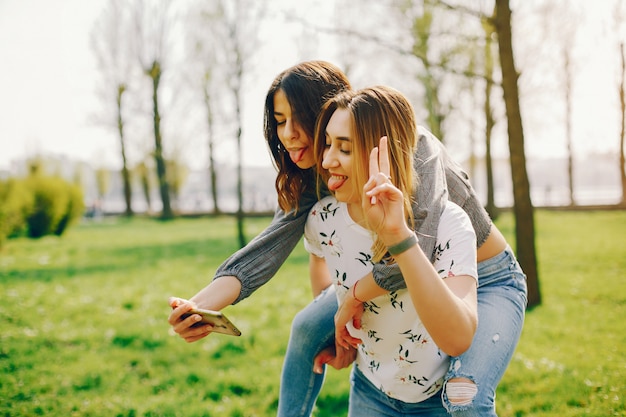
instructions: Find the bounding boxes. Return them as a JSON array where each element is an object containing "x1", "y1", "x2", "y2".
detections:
[
  {"x1": 168, "y1": 276, "x2": 242, "y2": 343},
  {"x1": 348, "y1": 137, "x2": 477, "y2": 356},
  {"x1": 335, "y1": 133, "x2": 449, "y2": 345},
  {"x1": 392, "y1": 233, "x2": 477, "y2": 356},
  {"x1": 371, "y1": 128, "x2": 448, "y2": 291},
  {"x1": 213, "y1": 186, "x2": 319, "y2": 304},
  {"x1": 309, "y1": 254, "x2": 332, "y2": 298},
  {"x1": 168, "y1": 187, "x2": 318, "y2": 343}
]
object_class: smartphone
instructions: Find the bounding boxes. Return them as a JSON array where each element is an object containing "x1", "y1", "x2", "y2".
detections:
[{"x1": 181, "y1": 308, "x2": 242, "y2": 337}]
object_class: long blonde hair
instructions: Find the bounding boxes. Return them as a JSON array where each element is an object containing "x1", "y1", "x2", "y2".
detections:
[{"x1": 314, "y1": 86, "x2": 418, "y2": 262}]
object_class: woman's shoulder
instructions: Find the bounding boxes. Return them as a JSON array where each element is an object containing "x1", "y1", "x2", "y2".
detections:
[
  {"x1": 311, "y1": 195, "x2": 339, "y2": 210},
  {"x1": 308, "y1": 196, "x2": 343, "y2": 221},
  {"x1": 434, "y1": 201, "x2": 478, "y2": 280},
  {"x1": 439, "y1": 201, "x2": 475, "y2": 236}
]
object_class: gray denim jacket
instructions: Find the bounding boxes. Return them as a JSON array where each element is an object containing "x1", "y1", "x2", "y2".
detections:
[{"x1": 215, "y1": 127, "x2": 492, "y2": 303}]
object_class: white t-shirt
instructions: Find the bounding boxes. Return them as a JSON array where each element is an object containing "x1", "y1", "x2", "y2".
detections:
[{"x1": 304, "y1": 197, "x2": 477, "y2": 403}]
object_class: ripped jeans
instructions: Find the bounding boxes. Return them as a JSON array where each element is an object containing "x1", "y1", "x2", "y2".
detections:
[
  {"x1": 442, "y1": 246, "x2": 527, "y2": 416},
  {"x1": 277, "y1": 246, "x2": 527, "y2": 417}
]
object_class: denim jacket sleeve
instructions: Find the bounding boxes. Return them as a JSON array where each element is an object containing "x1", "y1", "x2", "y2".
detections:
[
  {"x1": 213, "y1": 186, "x2": 318, "y2": 304},
  {"x1": 372, "y1": 128, "x2": 448, "y2": 291}
]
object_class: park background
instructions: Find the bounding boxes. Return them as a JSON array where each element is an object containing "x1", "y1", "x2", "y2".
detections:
[
  {"x1": 1, "y1": 0, "x2": 625, "y2": 416},
  {"x1": 1, "y1": 0, "x2": 624, "y2": 211}
]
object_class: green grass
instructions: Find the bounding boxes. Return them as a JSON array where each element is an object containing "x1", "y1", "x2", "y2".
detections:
[
  {"x1": 0, "y1": 210, "x2": 625, "y2": 416},
  {"x1": 495, "y1": 210, "x2": 626, "y2": 417}
]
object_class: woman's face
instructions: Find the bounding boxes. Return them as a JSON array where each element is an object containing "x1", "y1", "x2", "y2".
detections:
[
  {"x1": 273, "y1": 89, "x2": 316, "y2": 169},
  {"x1": 321, "y1": 108, "x2": 360, "y2": 205}
]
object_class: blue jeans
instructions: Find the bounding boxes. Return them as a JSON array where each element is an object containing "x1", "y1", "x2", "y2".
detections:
[
  {"x1": 277, "y1": 247, "x2": 527, "y2": 417},
  {"x1": 278, "y1": 285, "x2": 337, "y2": 417},
  {"x1": 442, "y1": 246, "x2": 527, "y2": 416},
  {"x1": 349, "y1": 366, "x2": 449, "y2": 416}
]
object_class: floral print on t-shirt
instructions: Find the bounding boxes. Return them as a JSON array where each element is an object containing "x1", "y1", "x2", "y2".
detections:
[{"x1": 305, "y1": 197, "x2": 476, "y2": 403}]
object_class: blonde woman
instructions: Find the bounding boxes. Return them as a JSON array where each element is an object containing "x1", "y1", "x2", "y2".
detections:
[{"x1": 305, "y1": 85, "x2": 478, "y2": 415}]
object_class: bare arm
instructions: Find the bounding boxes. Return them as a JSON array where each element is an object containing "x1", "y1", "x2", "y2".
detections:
[
  {"x1": 309, "y1": 254, "x2": 332, "y2": 298},
  {"x1": 309, "y1": 257, "x2": 358, "y2": 373},
  {"x1": 336, "y1": 130, "x2": 449, "y2": 335},
  {"x1": 337, "y1": 137, "x2": 477, "y2": 355},
  {"x1": 167, "y1": 276, "x2": 242, "y2": 343},
  {"x1": 390, "y1": 238, "x2": 477, "y2": 356},
  {"x1": 371, "y1": 128, "x2": 448, "y2": 291}
]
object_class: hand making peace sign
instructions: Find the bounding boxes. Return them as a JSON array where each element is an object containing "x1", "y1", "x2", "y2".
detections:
[{"x1": 362, "y1": 136, "x2": 412, "y2": 245}]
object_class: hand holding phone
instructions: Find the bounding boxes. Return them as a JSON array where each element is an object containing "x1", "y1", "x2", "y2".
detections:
[{"x1": 180, "y1": 308, "x2": 242, "y2": 337}]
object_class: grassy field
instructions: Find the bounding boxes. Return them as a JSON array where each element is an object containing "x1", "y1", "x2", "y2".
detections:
[{"x1": 0, "y1": 210, "x2": 624, "y2": 416}]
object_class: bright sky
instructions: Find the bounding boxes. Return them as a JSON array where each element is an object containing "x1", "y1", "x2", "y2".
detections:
[
  {"x1": 0, "y1": 0, "x2": 623, "y2": 172},
  {"x1": 0, "y1": 0, "x2": 316, "y2": 171},
  {"x1": 0, "y1": 0, "x2": 112, "y2": 170}
]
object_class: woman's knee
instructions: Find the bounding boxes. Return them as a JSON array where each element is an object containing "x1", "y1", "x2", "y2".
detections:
[
  {"x1": 291, "y1": 306, "x2": 319, "y2": 337},
  {"x1": 443, "y1": 376, "x2": 496, "y2": 416},
  {"x1": 292, "y1": 289, "x2": 337, "y2": 336},
  {"x1": 443, "y1": 357, "x2": 497, "y2": 416},
  {"x1": 290, "y1": 303, "x2": 336, "y2": 352},
  {"x1": 445, "y1": 377, "x2": 477, "y2": 407}
]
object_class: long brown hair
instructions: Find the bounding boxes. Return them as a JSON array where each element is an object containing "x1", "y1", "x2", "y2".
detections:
[
  {"x1": 314, "y1": 86, "x2": 418, "y2": 262},
  {"x1": 264, "y1": 61, "x2": 351, "y2": 213}
]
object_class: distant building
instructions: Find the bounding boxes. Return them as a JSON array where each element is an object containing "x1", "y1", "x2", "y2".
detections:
[{"x1": 2, "y1": 153, "x2": 622, "y2": 214}]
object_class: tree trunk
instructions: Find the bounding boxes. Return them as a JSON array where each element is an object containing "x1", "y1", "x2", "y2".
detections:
[
  {"x1": 235, "y1": 118, "x2": 245, "y2": 248},
  {"x1": 138, "y1": 161, "x2": 152, "y2": 214},
  {"x1": 483, "y1": 15, "x2": 498, "y2": 219},
  {"x1": 484, "y1": 77, "x2": 497, "y2": 219},
  {"x1": 619, "y1": 43, "x2": 626, "y2": 206},
  {"x1": 494, "y1": 0, "x2": 540, "y2": 308},
  {"x1": 418, "y1": 67, "x2": 445, "y2": 142},
  {"x1": 117, "y1": 84, "x2": 133, "y2": 217},
  {"x1": 203, "y1": 77, "x2": 221, "y2": 214},
  {"x1": 564, "y1": 48, "x2": 576, "y2": 206},
  {"x1": 411, "y1": 2, "x2": 445, "y2": 142},
  {"x1": 149, "y1": 60, "x2": 173, "y2": 220},
  {"x1": 225, "y1": 6, "x2": 246, "y2": 248},
  {"x1": 233, "y1": 48, "x2": 246, "y2": 248}
]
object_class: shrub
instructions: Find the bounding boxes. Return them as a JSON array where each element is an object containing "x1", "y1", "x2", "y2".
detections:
[
  {"x1": 24, "y1": 176, "x2": 70, "y2": 238},
  {"x1": 54, "y1": 183, "x2": 85, "y2": 236},
  {"x1": 0, "y1": 179, "x2": 33, "y2": 246},
  {"x1": 1, "y1": 171, "x2": 86, "y2": 245}
]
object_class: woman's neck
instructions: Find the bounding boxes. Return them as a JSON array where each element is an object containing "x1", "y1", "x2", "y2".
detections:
[{"x1": 347, "y1": 202, "x2": 366, "y2": 226}]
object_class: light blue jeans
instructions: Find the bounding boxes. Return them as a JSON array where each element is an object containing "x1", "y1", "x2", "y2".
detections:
[
  {"x1": 349, "y1": 366, "x2": 449, "y2": 416},
  {"x1": 277, "y1": 246, "x2": 527, "y2": 417},
  {"x1": 278, "y1": 285, "x2": 337, "y2": 417}
]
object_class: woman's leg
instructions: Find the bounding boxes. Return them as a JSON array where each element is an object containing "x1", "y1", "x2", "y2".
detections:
[
  {"x1": 277, "y1": 286, "x2": 338, "y2": 417},
  {"x1": 443, "y1": 247, "x2": 528, "y2": 416}
]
